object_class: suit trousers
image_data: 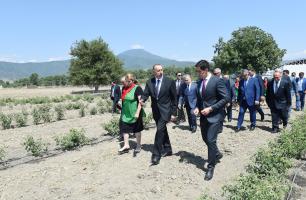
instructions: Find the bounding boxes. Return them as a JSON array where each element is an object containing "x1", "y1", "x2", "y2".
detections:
[
  {"x1": 237, "y1": 100, "x2": 257, "y2": 128},
  {"x1": 256, "y1": 105, "x2": 265, "y2": 117},
  {"x1": 226, "y1": 104, "x2": 232, "y2": 121},
  {"x1": 271, "y1": 107, "x2": 289, "y2": 129},
  {"x1": 177, "y1": 96, "x2": 186, "y2": 121},
  {"x1": 185, "y1": 103, "x2": 197, "y2": 129},
  {"x1": 153, "y1": 117, "x2": 172, "y2": 158},
  {"x1": 200, "y1": 116, "x2": 221, "y2": 167},
  {"x1": 296, "y1": 91, "x2": 305, "y2": 110},
  {"x1": 112, "y1": 99, "x2": 119, "y2": 113}
]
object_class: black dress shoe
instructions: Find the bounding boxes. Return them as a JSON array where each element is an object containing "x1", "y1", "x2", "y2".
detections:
[
  {"x1": 191, "y1": 127, "x2": 197, "y2": 133},
  {"x1": 162, "y1": 151, "x2": 173, "y2": 157},
  {"x1": 235, "y1": 127, "x2": 241, "y2": 132},
  {"x1": 271, "y1": 128, "x2": 280, "y2": 133},
  {"x1": 250, "y1": 126, "x2": 255, "y2": 131},
  {"x1": 151, "y1": 156, "x2": 160, "y2": 165},
  {"x1": 204, "y1": 167, "x2": 215, "y2": 181},
  {"x1": 261, "y1": 115, "x2": 265, "y2": 121},
  {"x1": 216, "y1": 153, "x2": 223, "y2": 162}
]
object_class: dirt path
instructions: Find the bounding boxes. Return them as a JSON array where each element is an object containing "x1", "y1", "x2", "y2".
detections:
[{"x1": 0, "y1": 106, "x2": 302, "y2": 200}]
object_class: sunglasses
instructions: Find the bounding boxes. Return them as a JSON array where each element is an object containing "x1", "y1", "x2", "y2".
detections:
[{"x1": 177, "y1": 74, "x2": 182, "y2": 76}]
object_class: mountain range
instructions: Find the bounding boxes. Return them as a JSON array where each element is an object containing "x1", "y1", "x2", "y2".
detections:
[{"x1": 0, "y1": 49, "x2": 195, "y2": 80}]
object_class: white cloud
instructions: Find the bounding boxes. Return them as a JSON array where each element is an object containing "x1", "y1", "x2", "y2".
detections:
[
  {"x1": 47, "y1": 56, "x2": 70, "y2": 62},
  {"x1": 130, "y1": 44, "x2": 144, "y2": 49},
  {"x1": 0, "y1": 54, "x2": 19, "y2": 62},
  {"x1": 28, "y1": 59, "x2": 38, "y2": 63}
]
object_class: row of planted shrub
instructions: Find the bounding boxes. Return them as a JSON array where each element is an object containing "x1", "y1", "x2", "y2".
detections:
[
  {"x1": 0, "y1": 113, "x2": 154, "y2": 161},
  {"x1": 0, "y1": 93, "x2": 109, "y2": 106},
  {"x1": 201, "y1": 112, "x2": 306, "y2": 200},
  {"x1": 0, "y1": 128, "x2": 89, "y2": 160},
  {"x1": 0, "y1": 99, "x2": 113, "y2": 130}
]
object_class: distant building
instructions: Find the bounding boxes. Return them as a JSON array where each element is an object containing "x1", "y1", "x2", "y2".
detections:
[
  {"x1": 281, "y1": 58, "x2": 306, "y2": 75},
  {"x1": 262, "y1": 58, "x2": 306, "y2": 79}
]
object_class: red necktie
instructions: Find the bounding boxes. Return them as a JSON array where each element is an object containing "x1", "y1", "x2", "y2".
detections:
[{"x1": 202, "y1": 79, "x2": 206, "y2": 97}]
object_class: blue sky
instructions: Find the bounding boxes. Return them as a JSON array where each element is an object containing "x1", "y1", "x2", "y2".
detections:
[{"x1": 0, "y1": 0, "x2": 305, "y2": 63}]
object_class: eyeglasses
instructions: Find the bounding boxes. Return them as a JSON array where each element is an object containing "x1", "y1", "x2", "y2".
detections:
[{"x1": 177, "y1": 74, "x2": 182, "y2": 76}]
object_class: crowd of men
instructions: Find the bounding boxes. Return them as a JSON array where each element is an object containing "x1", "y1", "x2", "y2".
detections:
[{"x1": 110, "y1": 61, "x2": 306, "y2": 181}]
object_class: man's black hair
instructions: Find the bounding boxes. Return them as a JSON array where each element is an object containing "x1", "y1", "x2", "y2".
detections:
[{"x1": 195, "y1": 60, "x2": 210, "y2": 71}]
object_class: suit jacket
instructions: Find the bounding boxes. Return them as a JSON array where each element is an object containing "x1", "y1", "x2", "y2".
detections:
[
  {"x1": 254, "y1": 74, "x2": 265, "y2": 97},
  {"x1": 237, "y1": 77, "x2": 260, "y2": 106},
  {"x1": 175, "y1": 79, "x2": 184, "y2": 96},
  {"x1": 266, "y1": 78, "x2": 291, "y2": 110},
  {"x1": 224, "y1": 78, "x2": 236, "y2": 102},
  {"x1": 196, "y1": 76, "x2": 229, "y2": 123},
  {"x1": 296, "y1": 77, "x2": 306, "y2": 92},
  {"x1": 290, "y1": 76, "x2": 297, "y2": 94},
  {"x1": 110, "y1": 85, "x2": 121, "y2": 101},
  {"x1": 143, "y1": 76, "x2": 177, "y2": 121},
  {"x1": 179, "y1": 82, "x2": 197, "y2": 110}
]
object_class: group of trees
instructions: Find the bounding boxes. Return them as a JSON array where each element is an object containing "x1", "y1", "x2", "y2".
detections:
[
  {"x1": 1, "y1": 26, "x2": 286, "y2": 89},
  {"x1": 1, "y1": 74, "x2": 69, "y2": 88}
]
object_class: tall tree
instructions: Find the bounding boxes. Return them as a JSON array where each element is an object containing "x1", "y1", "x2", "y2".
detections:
[
  {"x1": 213, "y1": 26, "x2": 286, "y2": 74},
  {"x1": 29, "y1": 73, "x2": 39, "y2": 86},
  {"x1": 69, "y1": 37, "x2": 123, "y2": 92}
]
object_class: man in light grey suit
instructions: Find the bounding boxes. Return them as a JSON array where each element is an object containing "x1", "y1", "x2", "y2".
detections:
[{"x1": 178, "y1": 74, "x2": 198, "y2": 133}]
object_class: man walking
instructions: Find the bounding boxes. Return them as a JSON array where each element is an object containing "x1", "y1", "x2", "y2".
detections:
[
  {"x1": 194, "y1": 60, "x2": 228, "y2": 181},
  {"x1": 249, "y1": 69, "x2": 265, "y2": 121},
  {"x1": 266, "y1": 70, "x2": 291, "y2": 133},
  {"x1": 175, "y1": 72, "x2": 186, "y2": 123},
  {"x1": 236, "y1": 69, "x2": 260, "y2": 132},
  {"x1": 110, "y1": 81, "x2": 121, "y2": 113},
  {"x1": 178, "y1": 74, "x2": 198, "y2": 133},
  {"x1": 296, "y1": 72, "x2": 306, "y2": 111},
  {"x1": 142, "y1": 64, "x2": 177, "y2": 165}
]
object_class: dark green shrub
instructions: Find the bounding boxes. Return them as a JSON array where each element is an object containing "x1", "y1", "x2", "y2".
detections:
[
  {"x1": 222, "y1": 113, "x2": 306, "y2": 200},
  {"x1": 54, "y1": 104, "x2": 65, "y2": 120},
  {"x1": 15, "y1": 113, "x2": 28, "y2": 127},
  {"x1": 82, "y1": 94, "x2": 94, "y2": 103},
  {"x1": 55, "y1": 129, "x2": 89, "y2": 150},
  {"x1": 0, "y1": 146, "x2": 6, "y2": 162},
  {"x1": 23, "y1": 136, "x2": 48, "y2": 157},
  {"x1": 39, "y1": 104, "x2": 52, "y2": 123},
  {"x1": 79, "y1": 104, "x2": 86, "y2": 117},
  {"x1": 97, "y1": 100, "x2": 108, "y2": 114},
  {"x1": 32, "y1": 107, "x2": 41, "y2": 125},
  {"x1": 89, "y1": 106, "x2": 97, "y2": 115},
  {"x1": 143, "y1": 112, "x2": 153, "y2": 129},
  {"x1": 103, "y1": 118, "x2": 120, "y2": 136},
  {"x1": 0, "y1": 113, "x2": 13, "y2": 129},
  {"x1": 223, "y1": 173, "x2": 288, "y2": 200}
]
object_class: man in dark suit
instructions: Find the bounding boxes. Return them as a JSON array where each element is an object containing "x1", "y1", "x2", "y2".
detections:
[
  {"x1": 283, "y1": 70, "x2": 295, "y2": 116},
  {"x1": 223, "y1": 75, "x2": 236, "y2": 122},
  {"x1": 236, "y1": 69, "x2": 260, "y2": 132},
  {"x1": 249, "y1": 69, "x2": 265, "y2": 121},
  {"x1": 110, "y1": 81, "x2": 121, "y2": 113},
  {"x1": 194, "y1": 60, "x2": 229, "y2": 181},
  {"x1": 266, "y1": 70, "x2": 291, "y2": 133},
  {"x1": 178, "y1": 74, "x2": 198, "y2": 133},
  {"x1": 142, "y1": 64, "x2": 177, "y2": 165},
  {"x1": 175, "y1": 72, "x2": 186, "y2": 123}
]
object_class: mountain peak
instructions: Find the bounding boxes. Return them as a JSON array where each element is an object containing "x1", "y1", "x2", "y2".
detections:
[{"x1": 117, "y1": 49, "x2": 194, "y2": 69}]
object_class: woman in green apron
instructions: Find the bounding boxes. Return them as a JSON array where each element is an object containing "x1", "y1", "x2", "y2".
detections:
[{"x1": 118, "y1": 74, "x2": 145, "y2": 156}]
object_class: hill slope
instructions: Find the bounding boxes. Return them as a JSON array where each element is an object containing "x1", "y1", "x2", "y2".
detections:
[{"x1": 118, "y1": 49, "x2": 195, "y2": 69}]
